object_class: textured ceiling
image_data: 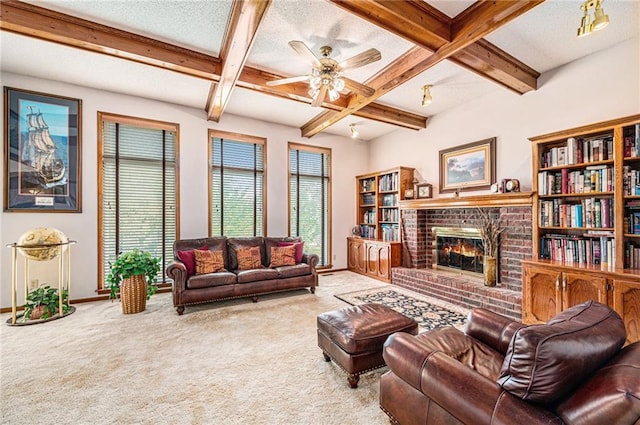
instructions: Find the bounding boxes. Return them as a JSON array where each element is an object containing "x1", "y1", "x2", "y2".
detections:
[{"x1": 2, "y1": 0, "x2": 638, "y2": 140}]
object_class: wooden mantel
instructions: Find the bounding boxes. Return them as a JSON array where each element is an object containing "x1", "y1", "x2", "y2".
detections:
[{"x1": 399, "y1": 191, "x2": 534, "y2": 210}]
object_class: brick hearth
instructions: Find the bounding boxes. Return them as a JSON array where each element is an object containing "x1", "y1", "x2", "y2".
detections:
[{"x1": 395, "y1": 200, "x2": 533, "y2": 321}]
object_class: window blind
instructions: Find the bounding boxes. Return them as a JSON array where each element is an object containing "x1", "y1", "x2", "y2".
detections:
[
  {"x1": 210, "y1": 137, "x2": 265, "y2": 236},
  {"x1": 101, "y1": 119, "x2": 177, "y2": 288},
  {"x1": 289, "y1": 145, "x2": 331, "y2": 266}
]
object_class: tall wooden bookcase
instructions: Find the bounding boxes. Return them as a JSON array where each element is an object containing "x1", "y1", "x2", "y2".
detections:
[
  {"x1": 523, "y1": 114, "x2": 640, "y2": 344},
  {"x1": 348, "y1": 166, "x2": 414, "y2": 282}
]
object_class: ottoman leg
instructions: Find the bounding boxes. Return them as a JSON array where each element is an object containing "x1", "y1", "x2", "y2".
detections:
[{"x1": 347, "y1": 374, "x2": 360, "y2": 389}]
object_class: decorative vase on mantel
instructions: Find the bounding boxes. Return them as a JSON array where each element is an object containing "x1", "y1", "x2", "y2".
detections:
[{"x1": 483, "y1": 256, "x2": 497, "y2": 287}]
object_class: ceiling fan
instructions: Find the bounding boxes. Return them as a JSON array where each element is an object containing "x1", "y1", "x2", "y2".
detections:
[{"x1": 266, "y1": 41, "x2": 381, "y2": 107}]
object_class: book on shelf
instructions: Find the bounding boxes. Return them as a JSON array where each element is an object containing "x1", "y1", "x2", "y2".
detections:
[{"x1": 540, "y1": 233, "x2": 614, "y2": 266}]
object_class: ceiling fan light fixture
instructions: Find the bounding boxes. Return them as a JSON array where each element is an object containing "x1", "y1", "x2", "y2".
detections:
[
  {"x1": 328, "y1": 88, "x2": 340, "y2": 102},
  {"x1": 422, "y1": 85, "x2": 433, "y2": 107}
]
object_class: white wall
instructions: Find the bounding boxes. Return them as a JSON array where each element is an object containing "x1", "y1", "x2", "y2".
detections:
[
  {"x1": 368, "y1": 37, "x2": 640, "y2": 194},
  {"x1": 0, "y1": 73, "x2": 370, "y2": 308}
]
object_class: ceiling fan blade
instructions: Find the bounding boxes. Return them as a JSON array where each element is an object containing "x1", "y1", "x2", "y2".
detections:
[
  {"x1": 338, "y1": 48, "x2": 381, "y2": 72},
  {"x1": 289, "y1": 40, "x2": 321, "y2": 67},
  {"x1": 342, "y1": 77, "x2": 375, "y2": 97},
  {"x1": 266, "y1": 75, "x2": 310, "y2": 86},
  {"x1": 311, "y1": 85, "x2": 328, "y2": 107}
]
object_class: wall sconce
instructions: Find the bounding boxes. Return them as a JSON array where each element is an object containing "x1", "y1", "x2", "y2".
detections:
[
  {"x1": 349, "y1": 123, "x2": 359, "y2": 139},
  {"x1": 421, "y1": 85, "x2": 432, "y2": 106},
  {"x1": 577, "y1": 0, "x2": 610, "y2": 38}
]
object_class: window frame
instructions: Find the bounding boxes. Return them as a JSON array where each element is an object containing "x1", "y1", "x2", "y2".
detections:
[
  {"x1": 288, "y1": 142, "x2": 332, "y2": 269},
  {"x1": 97, "y1": 112, "x2": 180, "y2": 292},
  {"x1": 208, "y1": 129, "x2": 267, "y2": 237}
]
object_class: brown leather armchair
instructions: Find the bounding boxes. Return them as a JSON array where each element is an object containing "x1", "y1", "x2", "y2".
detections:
[{"x1": 380, "y1": 301, "x2": 640, "y2": 425}]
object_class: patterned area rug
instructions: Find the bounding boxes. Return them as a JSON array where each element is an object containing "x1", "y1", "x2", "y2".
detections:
[{"x1": 335, "y1": 285, "x2": 469, "y2": 331}]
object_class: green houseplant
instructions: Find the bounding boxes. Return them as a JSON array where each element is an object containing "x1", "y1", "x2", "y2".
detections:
[
  {"x1": 107, "y1": 249, "x2": 161, "y2": 314},
  {"x1": 22, "y1": 285, "x2": 70, "y2": 321}
]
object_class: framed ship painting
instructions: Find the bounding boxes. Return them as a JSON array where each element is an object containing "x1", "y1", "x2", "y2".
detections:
[
  {"x1": 439, "y1": 137, "x2": 495, "y2": 193},
  {"x1": 3, "y1": 87, "x2": 82, "y2": 212}
]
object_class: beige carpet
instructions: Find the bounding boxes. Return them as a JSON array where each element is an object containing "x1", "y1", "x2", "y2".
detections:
[{"x1": 1, "y1": 271, "x2": 403, "y2": 425}]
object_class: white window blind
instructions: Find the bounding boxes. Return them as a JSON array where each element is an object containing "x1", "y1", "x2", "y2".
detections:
[
  {"x1": 100, "y1": 118, "x2": 177, "y2": 287},
  {"x1": 210, "y1": 135, "x2": 265, "y2": 236},
  {"x1": 289, "y1": 144, "x2": 331, "y2": 266}
]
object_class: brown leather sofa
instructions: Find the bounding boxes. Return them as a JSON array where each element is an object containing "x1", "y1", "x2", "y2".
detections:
[
  {"x1": 380, "y1": 301, "x2": 640, "y2": 425},
  {"x1": 166, "y1": 236, "x2": 318, "y2": 315}
]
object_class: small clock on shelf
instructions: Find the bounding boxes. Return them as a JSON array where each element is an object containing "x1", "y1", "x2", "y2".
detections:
[
  {"x1": 416, "y1": 183, "x2": 433, "y2": 199},
  {"x1": 404, "y1": 189, "x2": 415, "y2": 200}
]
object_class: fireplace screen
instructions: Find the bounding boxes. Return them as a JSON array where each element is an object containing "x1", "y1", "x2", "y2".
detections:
[{"x1": 432, "y1": 227, "x2": 484, "y2": 275}]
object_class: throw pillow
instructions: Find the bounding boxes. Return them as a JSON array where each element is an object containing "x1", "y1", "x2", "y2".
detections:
[
  {"x1": 176, "y1": 245, "x2": 208, "y2": 276},
  {"x1": 277, "y1": 241, "x2": 304, "y2": 263},
  {"x1": 235, "y1": 246, "x2": 263, "y2": 271},
  {"x1": 193, "y1": 249, "x2": 225, "y2": 275},
  {"x1": 497, "y1": 301, "x2": 626, "y2": 404},
  {"x1": 269, "y1": 245, "x2": 296, "y2": 268}
]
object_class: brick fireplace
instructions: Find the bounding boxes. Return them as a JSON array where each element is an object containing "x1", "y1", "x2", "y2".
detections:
[{"x1": 394, "y1": 193, "x2": 533, "y2": 320}]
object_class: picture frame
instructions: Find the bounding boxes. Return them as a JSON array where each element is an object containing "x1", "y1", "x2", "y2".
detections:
[
  {"x1": 439, "y1": 137, "x2": 495, "y2": 193},
  {"x1": 416, "y1": 183, "x2": 433, "y2": 199},
  {"x1": 3, "y1": 87, "x2": 82, "y2": 212}
]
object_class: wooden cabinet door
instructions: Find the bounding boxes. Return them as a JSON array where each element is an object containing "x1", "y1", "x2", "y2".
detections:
[
  {"x1": 366, "y1": 243, "x2": 379, "y2": 275},
  {"x1": 523, "y1": 265, "x2": 562, "y2": 324},
  {"x1": 347, "y1": 238, "x2": 365, "y2": 273},
  {"x1": 562, "y1": 271, "x2": 608, "y2": 311},
  {"x1": 611, "y1": 279, "x2": 640, "y2": 345},
  {"x1": 375, "y1": 243, "x2": 391, "y2": 281}
]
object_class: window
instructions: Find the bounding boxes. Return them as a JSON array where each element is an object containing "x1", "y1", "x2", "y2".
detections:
[
  {"x1": 209, "y1": 130, "x2": 265, "y2": 236},
  {"x1": 288, "y1": 143, "x2": 331, "y2": 267},
  {"x1": 98, "y1": 113, "x2": 179, "y2": 289}
]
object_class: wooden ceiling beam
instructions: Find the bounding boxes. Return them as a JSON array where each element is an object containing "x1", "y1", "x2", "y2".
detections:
[
  {"x1": 0, "y1": 0, "x2": 221, "y2": 80},
  {"x1": 206, "y1": 0, "x2": 271, "y2": 122},
  {"x1": 301, "y1": 1, "x2": 543, "y2": 138},
  {"x1": 328, "y1": 0, "x2": 539, "y2": 95},
  {"x1": 0, "y1": 0, "x2": 426, "y2": 131}
]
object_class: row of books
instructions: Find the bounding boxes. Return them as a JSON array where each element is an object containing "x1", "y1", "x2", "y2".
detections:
[
  {"x1": 539, "y1": 197, "x2": 613, "y2": 228},
  {"x1": 360, "y1": 178, "x2": 375, "y2": 192},
  {"x1": 623, "y1": 165, "x2": 640, "y2": 196},
  {"x1": 623, "y1": 124, "x2": 640, "y2": 158},
  {"x1": 625, "y1": 242, "x2": 640, "y2": 269},
  {"x1": 359, "y1": 224, "x2": 376, "y2": 239},
  {"x1": 361, "y1": 194, "x2": 375, "y2": 205},
  {"x1": 378, "y1": 173, "x2": 399, "y2": 192},
  {"x1": 537, "y1": 165, "x2": 613, "y2": 195},
  {"x1": 540, "y1": 234, "x2": 615, "y2": 266},
  {"x1": 379, "y1": 208, "x2": 399, "y2": 222},
  {"x1": 362, "y1": 209, "x2": 376, "y2": 224},
  {"x1": 381, "y1": 224, "x2": 400, "y2": 242},
  {"x1": 541, "y1": 135, "x2": 613, "y2": 168},
  {"x1": 381, "y1": 193, "x2": 398, "y2": 207}
]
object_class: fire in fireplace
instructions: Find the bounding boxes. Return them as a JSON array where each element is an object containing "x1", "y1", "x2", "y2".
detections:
[{"x1": 432, "y1": 227, "x2": 484, "y2": 276}]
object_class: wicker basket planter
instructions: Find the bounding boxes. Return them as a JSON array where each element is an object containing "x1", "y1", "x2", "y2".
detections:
[{"x1": 120, "y1": 274, "x2": 147, "y2": 314}]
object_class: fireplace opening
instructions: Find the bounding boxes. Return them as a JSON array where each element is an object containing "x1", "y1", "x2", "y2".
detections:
[{"x1": 432, "y1": 227, "x2": 484, "y2": 276}]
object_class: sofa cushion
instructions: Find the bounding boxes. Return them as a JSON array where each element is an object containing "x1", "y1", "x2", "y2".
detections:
[
  {"x1": 274, "y1": 263, "x2": 312, "y2": 279},
  {"x1": 236, "y1": 246, "x2": 263, "y2": 271},
  {"x1": 187, "y1": 271, "x2": 237, "y2": 289},
  {"x1": 277, "y1": 241, "x2": 304, "y2": 264},
  {"x1": 194, "y1": 249, "x2": 225, "y2": 274},
  {"x1": 269, "y1": 245, "x2": 296, "y2": 267},
  {"x1": 265, "y1": 237, "x2": 301, "y2": 265},
  {"x1": 236, "y1": 268, "x2": 279, "y2": 284},
  {"x1": 497, "y1": 301, "x2": 626, "y2": 404},
  {"x1": 176, "y1": 245, "x2": 208, "y2": 277},
  {"x1": 228, "y1": 237, "x2": 264, "y2": 270}
]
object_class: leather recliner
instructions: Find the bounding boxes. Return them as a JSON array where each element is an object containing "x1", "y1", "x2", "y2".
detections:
[{"x1": 379, "y1": 301, "x2": 640, "y2": 425}]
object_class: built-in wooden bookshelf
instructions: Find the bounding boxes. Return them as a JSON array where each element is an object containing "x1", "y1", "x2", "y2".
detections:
[
  {"x1": 350, "y1": 166, "x2": 414, "y2": 282},
  {"x1": 524, "y1": 114, "x2": 640, "y2": 344}
]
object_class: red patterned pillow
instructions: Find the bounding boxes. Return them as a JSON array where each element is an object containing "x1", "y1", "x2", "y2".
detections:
[
  {"x1": 269, "y1": 245, "x2": 296, "y2": 268},
  {"x1": 277, "y1": 241, "x2": 304, "y2": 263},
  {"x1": 194, "y1": 249, "x2": 225, "y2": 275},
  {"x1": 236, "y1": 246, "x2": 263, "y2": 271},
  {"x1": 176, "y1": 246, "x2": 208, "y2": 276}
]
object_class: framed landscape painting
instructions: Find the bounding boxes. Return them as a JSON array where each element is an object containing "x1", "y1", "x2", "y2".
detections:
[
  {"x1": 439, "y1": 137, "x2": 495, "y2": 193},
  {"x1": 3, "y1": 87, "x2": 82, "y2": 212}
]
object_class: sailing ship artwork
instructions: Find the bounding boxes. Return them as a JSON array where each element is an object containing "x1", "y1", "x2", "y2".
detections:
[
  {"x1": 4, "y1": 87, "x2": 81, "y2": 212},
  {"x1": 20, "y1": 103, "x2": 68, "y2": 191}
]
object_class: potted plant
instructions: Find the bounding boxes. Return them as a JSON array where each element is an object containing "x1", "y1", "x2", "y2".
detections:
[
  {"x1": 107, "y1": 248, "x2": 161, "y2": 314},
  {"x1": 22, "y1": 285, "x2": 70, "y2": 322},
  {"x1": 477, "y1": 208, "x2": 503, "y2": 287}
]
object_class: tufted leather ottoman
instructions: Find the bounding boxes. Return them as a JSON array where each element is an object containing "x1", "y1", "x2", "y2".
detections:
[{"x1": 317, "y1": 303, "x2": 419, "y2": 388}]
